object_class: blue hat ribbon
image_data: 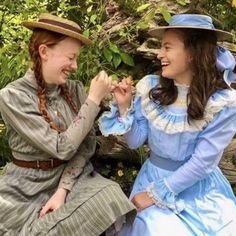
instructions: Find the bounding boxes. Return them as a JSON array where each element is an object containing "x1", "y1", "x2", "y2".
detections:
[
  {"x1": 216, "y1": 46, "x2": 236, "y2": 86},
  {"x1": 169, "y1": 14, "x2": 215, "y2": 30}
]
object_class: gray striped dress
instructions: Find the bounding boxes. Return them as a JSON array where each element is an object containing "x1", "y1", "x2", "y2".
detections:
[{"x1": 0, "y1": 70, "x2": 136, "y2": 236}]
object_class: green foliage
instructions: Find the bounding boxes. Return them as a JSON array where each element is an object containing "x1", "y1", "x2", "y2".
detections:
[
  {"x1": 200, "y1": 0, "x2": 236, "y2": 32},
  {"x1": 176, "y1": 0, "x2": 190, "y2": 6},
  {"x1": 99, "y1": 161, "x2": 139, "y2": 196},
  {"x1": 115, "y1": 0, "x2": 148, "y2": 16}
]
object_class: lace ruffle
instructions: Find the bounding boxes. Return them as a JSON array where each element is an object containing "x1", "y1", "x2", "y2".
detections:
[
  {"x1": 146, "y1": 181, "x2": 185, "y2": 214},
  {"x1": 137, "y1": 75, "x2": 236, "y2": 134}
]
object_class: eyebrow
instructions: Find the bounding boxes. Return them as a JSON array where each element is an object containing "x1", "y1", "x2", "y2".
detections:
[{"x1": 162, "y1": 42, "x2": 172, "y2": 46}]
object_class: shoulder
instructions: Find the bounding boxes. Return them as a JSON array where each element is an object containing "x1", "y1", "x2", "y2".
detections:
[
  {"x1": 0, "y1": 70, "x2": 40, "y2": 110},
  {"x1": 208, "y1": 88, "x2": 236, "y2": 109},
  {"x1": 0, "y1": 69, "x2": 37, "y2": 96},
  {"x1": 136, "y1": 74, "x2": 160, "y2": 96}
]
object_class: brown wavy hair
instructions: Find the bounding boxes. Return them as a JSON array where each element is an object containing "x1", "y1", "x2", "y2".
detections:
[
  {"x1": 150, "y1": 28, "x2": 229, "y2": 121},
  {"x1": 28, "y1": 29, "x2": 79, "y2": 132}
]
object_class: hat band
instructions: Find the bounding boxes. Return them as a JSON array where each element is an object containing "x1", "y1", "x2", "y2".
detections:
[
  {"x1": 39, "y1": 19, "x2": 82, "y2": 34},
  {"x1": 169, "y1": 14, "x2": 215, "y2": 30}
]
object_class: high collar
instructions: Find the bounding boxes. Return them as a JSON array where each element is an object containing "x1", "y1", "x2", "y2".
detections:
[{"x1": 24, "y1": 69, "x2": 61, "y2": 99}]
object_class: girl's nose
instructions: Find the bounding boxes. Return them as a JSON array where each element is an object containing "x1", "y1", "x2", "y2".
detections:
[
  {"x1": 71, "y1": 60, "x2": 78, "y2": 70},
  {"x1": 157, "y1": 49, "x2": 163, "y2": 60}
]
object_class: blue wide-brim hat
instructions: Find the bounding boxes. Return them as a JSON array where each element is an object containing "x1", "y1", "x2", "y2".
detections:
[{"x1": 148, "y1": 14, "x2": 233, "y2": 42}]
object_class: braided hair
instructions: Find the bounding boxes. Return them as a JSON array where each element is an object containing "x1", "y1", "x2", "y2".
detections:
[{"x1": 28, "y1": 29, "x2": 79, "y2": 132}]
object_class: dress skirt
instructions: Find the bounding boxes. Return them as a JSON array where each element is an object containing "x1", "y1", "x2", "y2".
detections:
[
  {"x1": 0, "y1": 162, "x2": 136, "y2": 236},
  {"x1": 119, "y1": 159, "x2": 236, "y2": 236}
]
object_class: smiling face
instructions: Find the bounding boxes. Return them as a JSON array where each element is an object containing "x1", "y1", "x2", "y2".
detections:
[
  {"x1": 157, "y1": 29, "x2": 193, "y2": 85},
  {"x1": 39, "y1": 37, "x2": 81, "y2": 85}
]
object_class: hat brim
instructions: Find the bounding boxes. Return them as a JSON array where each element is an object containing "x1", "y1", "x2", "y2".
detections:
[
  {"x1": 148, "y1": 26, "x2": 233, "y2": 42},
  {"x1": 22, "y1": 21, "x2": 92, "y2": 45}
]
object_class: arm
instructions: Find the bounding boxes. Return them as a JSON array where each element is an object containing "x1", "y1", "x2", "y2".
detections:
[
  {"x1": 99, "y1": 75, "x2": 157, "y2": 147},
  {"x1": 58, "y1": 128, "x2": 96, "y2": 190},
  {"x1": 39, "y1": 128, "x2": 97, "y2": 217},
  {"x1": 165, "y1": 105, "x2": 236, "y2": 194},
  {"x1": 0, "y1": 88, "x2": 99, "y2": 160}
]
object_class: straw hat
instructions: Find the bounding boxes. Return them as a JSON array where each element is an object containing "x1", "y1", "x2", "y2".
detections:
[
  {"x1": 148, "y1": 14, "x2": 233, "y2": 42},
  {"x1": 22, "y1": 13, "x2": 92, "y2": 45}
]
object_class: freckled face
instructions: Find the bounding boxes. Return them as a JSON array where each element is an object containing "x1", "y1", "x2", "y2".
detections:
[
  {"x1": 157, "y1": 29, "x2": 193, "y2": 85},
  {"x1": 41, "y1": 37, "x2": 81, "y2": 85}
]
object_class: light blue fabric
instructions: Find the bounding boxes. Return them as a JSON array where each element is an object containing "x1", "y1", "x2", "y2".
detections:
[
  {"x1": 99, "y1": 75, "x2": 236, "y2": 235},
  {"x1": 216, "y1": 46, "x2": 236, "y2": 86},
  {"x1": 169, "y1": 14, "x2": 215, "y2": 29}
]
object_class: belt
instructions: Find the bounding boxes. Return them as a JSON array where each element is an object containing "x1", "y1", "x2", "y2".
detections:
[
  {"x1": 149, "y1": 152, "x2": 187, "y2": 171},
  {"x1": 12, "y1": 157, "x2": 67, "y2": 171}
]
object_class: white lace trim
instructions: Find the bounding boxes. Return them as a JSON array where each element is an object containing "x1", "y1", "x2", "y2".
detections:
[{"x1": 136, "y1": 76, "x2": 236, "y2": 134}]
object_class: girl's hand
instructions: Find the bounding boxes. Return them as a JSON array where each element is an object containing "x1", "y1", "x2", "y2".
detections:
[
  {"x1": 131, "y1": 192, "x2": 155, "y2": 212},
  {"x1": 112, "y1": 76, "x2": 134, "y2": 117},
  {"x1": 88, "y1": 70, "x2": 113, "y2": 105},
  {"x1": 39, "y1": 188, "x2": 68, "y2": 218}
]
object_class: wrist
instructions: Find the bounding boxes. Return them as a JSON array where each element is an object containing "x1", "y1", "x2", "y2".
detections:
[
  {"x1": 57, "y1": 187, "x2": 69, "y2": 197},
  {"x1": 88, "y1": 95, "x2": 101, "y2": 106},
  {"x1": 119, "y1": 105, "x2": 130, "y2": 117}
]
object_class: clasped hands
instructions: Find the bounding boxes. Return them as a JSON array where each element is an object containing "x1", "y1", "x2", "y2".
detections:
[{"x1": 88, "y1": 70, "x2": 134, "y2": 115}]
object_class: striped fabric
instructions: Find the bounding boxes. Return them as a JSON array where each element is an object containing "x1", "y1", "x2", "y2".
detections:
[{"x1": 0, "y1": 70, "x2": 136, "y2": 235}]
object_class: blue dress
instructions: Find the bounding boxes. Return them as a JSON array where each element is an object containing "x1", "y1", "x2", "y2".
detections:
[{"x1": 99, "y1": 75, "x2": 236, "y2": 236}]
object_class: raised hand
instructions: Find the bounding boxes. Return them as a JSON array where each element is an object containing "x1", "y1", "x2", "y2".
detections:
[
  {"x1": 112, "y1": 76, "x2": 134, "y2": 117},
  {"x1": 88, "y1": 70, "x2": 113, "y2": 105}
]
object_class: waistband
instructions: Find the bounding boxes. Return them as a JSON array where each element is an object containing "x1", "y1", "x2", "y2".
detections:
[
  {"x1": 12, "y1": 157, "x2": 67, "y2": 170},
  {"x1": 149, "y1": 152, "x2": 186, "y2": 171}
]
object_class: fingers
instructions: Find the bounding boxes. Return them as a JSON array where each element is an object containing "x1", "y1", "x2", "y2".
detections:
[
  {"x1": 39, "y1": 205, "x2": 50, "y2": 218},
  {"x1": 39, "y1": 204, "x2": 54, "y2": 218}
]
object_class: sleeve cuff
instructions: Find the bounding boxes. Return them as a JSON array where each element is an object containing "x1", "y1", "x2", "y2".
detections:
[
  {"x1": 98, "y1": 100, "x2": 135, "y2": 137},
  {"x1": 146, "y1": 180, "x2": 185, "y2": 214}
]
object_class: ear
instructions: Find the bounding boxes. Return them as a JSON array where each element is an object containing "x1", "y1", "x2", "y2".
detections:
[{"x1": 38, "y1": 44, "x2": 49, "y2": 61}]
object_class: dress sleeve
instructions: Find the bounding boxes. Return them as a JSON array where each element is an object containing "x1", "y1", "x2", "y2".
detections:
[
  {"x1": 0, "y1": 86, "x2": 100, "y2": 161},
  {"x1": 165, "y1": 105, "x2": 236, "y2": 194},
  {"x1": 58, "y1": 128, "x2": 96, "y2": 190},
  {"x1": 98, "y1": 75, "x2": 157, "y2": 148}
]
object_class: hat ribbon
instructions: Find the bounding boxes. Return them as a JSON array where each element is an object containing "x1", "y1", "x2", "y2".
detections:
[
  {"x1": 216, "y1": 46, "x2": 236, "y2": 86},
  {"x1": 169, "y1": 14, "x2": 215, "y2": 30},
  {"x1": 39, "y1": 19, "x2": 82, "y2": 34}
]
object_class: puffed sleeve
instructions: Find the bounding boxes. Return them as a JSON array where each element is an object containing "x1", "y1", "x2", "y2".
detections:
[
  {"x1": 98, "y1": 75, "x2": 160, "y2": 148},
  {"x1": 0, "y1": 86, "x2": 100, "y2": 161}
]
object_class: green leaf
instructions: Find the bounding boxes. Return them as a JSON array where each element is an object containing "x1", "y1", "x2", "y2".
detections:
[
  {"x1": 176, "y1": 0, "x2": 189, "y2": 6},
  {"x1": 161, "y1": 7, "x2": 171, "y2": 23},
  {"x1": 83, "y1": 29, "x2": 90, "y2": 37},
  {"x1": 103, "y1": 48, "x2": 113, "y2": 62},
  {"x1": 109, "y1": 42, "x2": 120, "y2": 53},
  {"x1": 87, "y1": 5, "x2": 93, "y2": 13},
  {"x1": 137, "y1": 3, "x2": 151, "y2": 12},
  {"x1": 136, "y1": 21, "x2": 149, "y2": 30},
  {"x1": 120, "y1": 52, "x2": 134, "y2": 66},
  {"x1": 90, "y1": 14, "x2": 97, "y2": 24},
  {"x1": 113, "y1": 54, "x2": 122, "y2": 68},
  {"x1": 111, "y1": 74, "x2": 119, "y2": 81}
]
